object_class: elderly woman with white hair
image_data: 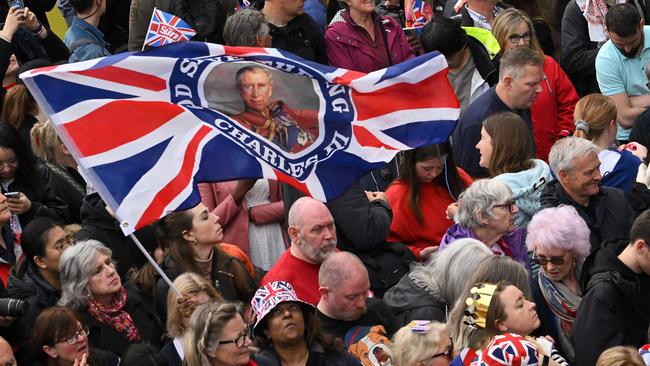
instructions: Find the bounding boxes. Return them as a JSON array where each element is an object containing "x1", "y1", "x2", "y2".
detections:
[
  {"x1": 58, "y1": 240, "x2": 163, "y2": 356},
  {"x1": 439, "y1": 179, "x2": 530, "y2": 269},
  {"x1": 384, "y1": 238, "x2": 492, "y2": 325},
  {"x1": 527, "y1": 206, "x2": 590, "y2": 363}
]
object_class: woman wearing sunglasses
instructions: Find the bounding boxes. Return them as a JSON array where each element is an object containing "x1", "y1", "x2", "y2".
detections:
[
  {"x1": 251, "y1": 281, "x2": 358, "y2": 366},
  {"x1": 475, "y1": 112, "x2": 552, "y2": 228},
  {"x1": 184, "y1": 301, "x2": 255, "y2": 366},
  {"x1": 439, "y1": 179, "x2": 530, "y2": 270},
  {"x1": 391, "y1": 320, "x2": 452, "y2": 366},
  {"x1": 526, "y1": 206, "x2": 590, "y2": 363},
  {"x1": 31, "y1": 306, "x2": 119, "y2": 366}
]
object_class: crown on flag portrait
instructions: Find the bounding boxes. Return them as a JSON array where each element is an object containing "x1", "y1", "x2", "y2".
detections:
[
  {"x1": 20, "y1": 41, "x2": 459, "y2": 235},
  {"x1": 144, "y1": 8, "x2": 197, "y2": 47}
]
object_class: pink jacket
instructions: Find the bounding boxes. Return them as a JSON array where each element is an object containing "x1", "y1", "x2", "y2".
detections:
[
  {"x1": 198, "y1": 180, "x2": 288, "y2": 256},
  {"x1": 325, "y1": 10, "x2": 415, "y2": 73}
]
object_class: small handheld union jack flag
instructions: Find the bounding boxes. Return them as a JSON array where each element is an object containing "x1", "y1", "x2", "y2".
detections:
[{"x1": 144, "y1": 8, "x2": 196, "y2": 48}]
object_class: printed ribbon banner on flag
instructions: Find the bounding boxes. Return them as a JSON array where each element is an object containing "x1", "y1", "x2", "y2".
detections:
[
  {"x1": 144, "y1": 7, "x2": 196, "y2": 48},
  {"x1": 20, "y1": 42, "x2": 459, "y2": 235}
]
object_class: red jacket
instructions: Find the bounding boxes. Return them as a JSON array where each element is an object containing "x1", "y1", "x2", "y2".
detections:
[
  {"x1": 198, "y1": 180, "x2": 288, "y2": 256},
  {"x1": 386, "y1": 168, "x2": 472, "y2": 260},
  {"x1": 530, "y1": 56, "x2": 579, "y2": 162},
  {"x1": 325, "y1": 10, "x2": 415, "y2": 73}
]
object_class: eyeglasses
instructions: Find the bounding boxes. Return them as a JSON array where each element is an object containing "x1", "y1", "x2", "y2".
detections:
[
  {"x1": 269, "y1": 302, "x2": 300, "y2": 318},
  {"x1": 53, "y1": 235, "x2": 74, "y2": 253},
  {"x1": 508, "y1": 31, "x2": 531, "y2": 44},
  {"x1": 59, "y1": 326, "x2": 89, "y2": 345},
  {"x1": 218, "y1": 326, "x2": 252, "y2": 348},
  {"x1": 0, "y1": 158, "x2": 18, "y2": 168},
  {"x1": 493, "y1": 200, "x2": 516, "y2": 213},
  {"x1": 532, "y1": 252, "x2": 570, "y2": 266}
]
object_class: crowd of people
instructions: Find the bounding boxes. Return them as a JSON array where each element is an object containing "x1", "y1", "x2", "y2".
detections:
[{"x1": 0, "y1": 0, "x2": 650, "y2": 365}]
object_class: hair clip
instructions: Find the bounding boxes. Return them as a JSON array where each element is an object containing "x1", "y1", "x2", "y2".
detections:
[
  {"x1": 463, "y1": 283, "x2": 497, "y2": 329},
  {"x1": 407, "y1": 320, "x2": 431, "y2": 333}
]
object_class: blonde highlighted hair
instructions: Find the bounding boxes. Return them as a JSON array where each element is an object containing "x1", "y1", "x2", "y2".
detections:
[
  {"x1": 167, "y1": 272, "x2": 223, "y2": 337},
  {"x1": 492, "y1": 8, "x2": 543, "y2": 54},
  {"x1": 391, "y1": 322, "x2": 449, "y2": 366},
  {"x1": 596, "y1": 346, "x2": 645, "y2": 366},
  {"x1": 573, "y1": 94, "x2": 617, "y2": 140}
]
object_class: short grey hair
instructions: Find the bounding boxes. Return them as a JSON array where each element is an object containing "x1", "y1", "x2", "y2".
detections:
[
  {"x1": 58, "y1": 240, "x2": 113, "y2": 310},
  {"x1": 223, "y1": 9, "x2": 270, "y2": 47},
  {"x1": 457, "y1": 179, "x2": 513, "y2": 229},
  {"x1": 499, "y1": 46, "x2": 543, "y2": 81},
  {"x1": 235, "y1": 65, "x2": 272, "y2": 89},
  {"x1": 548, "y1": 137, "x2": 599, "y2": 176},
  {"x1": 411, "y1": 238, "x2": 492, "y2": 305}
]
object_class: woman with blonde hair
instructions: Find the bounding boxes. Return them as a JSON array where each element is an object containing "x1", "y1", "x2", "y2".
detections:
[
  {"x1": 161, "y1": 272, "x2": 223, "y2": 366},
  {"x1": 30, "y1": 120, "x2": 86, "y2": 223},
  {"x1": 596, "y1": 346, "x2": 645, "y2": 366},
  {"x1": 573, "y1": 93, "x2": 646, "y2": 194},
  {"x1": 492, "y1": 8, "x2": 579, "y2": 162},
  {"x1": 391, "y1": 321, "x2": 452, "y2": 366},
  {"x1": 183, "y1": 301, "x2": 255, "y2": 366}
]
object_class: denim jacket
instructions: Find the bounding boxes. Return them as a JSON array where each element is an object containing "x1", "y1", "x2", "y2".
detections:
[{"x1": 64, "y1": 16, "x2": 111, "y2": 63}]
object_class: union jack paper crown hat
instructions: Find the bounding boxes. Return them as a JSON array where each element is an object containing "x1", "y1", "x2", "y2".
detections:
[
  {"x1": 470, "y1": 333, "x2": 541, "y2": 366},
  {"x1": 251, "y1": 281, "x2": 313, "y2": 332}
]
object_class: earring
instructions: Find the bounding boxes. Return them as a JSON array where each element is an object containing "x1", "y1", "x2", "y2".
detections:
[{"x1": 191, "y1": 240, "x2": 198, "y2": 246}]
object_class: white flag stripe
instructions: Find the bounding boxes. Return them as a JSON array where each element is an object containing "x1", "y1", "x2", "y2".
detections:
[{"x1": 353, "y1": 107, "x2": 459, "y2": 129}]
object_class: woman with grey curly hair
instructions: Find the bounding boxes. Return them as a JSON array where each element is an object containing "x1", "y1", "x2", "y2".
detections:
[
  {"x1": 58, "y1": 239, "x2": 163, "y2": 356},
  {"x1": 183, "y1": 301, "x2": 254, "y2": 366},
  {"x1": 439, "y1": 179, "x2": 530, "y2": 269}
]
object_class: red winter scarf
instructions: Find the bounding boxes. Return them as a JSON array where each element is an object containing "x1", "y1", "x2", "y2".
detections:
[{"x1": 87, "y1": 287, "x2": 141, "y2": 341}]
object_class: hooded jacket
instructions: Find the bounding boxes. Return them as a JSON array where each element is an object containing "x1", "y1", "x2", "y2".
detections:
[
  {"x1": 383, "y1": 272, "x2": 448, "y2": 325},
  {"x1": 494, "y1": 159, "x2": 552, "y2": 228},
  {"x1": 572, "y1": 240, "x2": 650, "y2": 366},
  {"x1": 540, "y1": 179, "x2": 635, "y2": 254},
  {"x1": 440, "y1": 225, "x2": 530, "y2": 270}
]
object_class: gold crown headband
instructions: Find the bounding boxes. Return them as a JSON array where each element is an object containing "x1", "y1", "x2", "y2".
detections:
[{"x1": 463, "y1": 283, "x2": 498, "y2": 329}]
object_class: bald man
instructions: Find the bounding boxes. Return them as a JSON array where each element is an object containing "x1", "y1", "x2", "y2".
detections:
[
  {"x1": 316, "y1": 252, "x2": 399, "y2": 340},
  {"x1": 0, "y1": 337, "x2": 16, "y2": 366},
  {"x1": 259, "y1": 197, "x2": 337, "y2": 305}
]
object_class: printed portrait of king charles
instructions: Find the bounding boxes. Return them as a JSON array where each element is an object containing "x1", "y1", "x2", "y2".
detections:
[{"x1": 230, "y1": 66, "x2": 319, "y2": 153}]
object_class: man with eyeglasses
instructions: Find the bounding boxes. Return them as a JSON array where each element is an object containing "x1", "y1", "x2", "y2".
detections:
[
  {"x1": 452, "y1": 47, "x2": 542, "y2": 177},
  {"x1": 596, "y1": 3, "x2": 650, "y2": 144},
  {"x1": 572, "y1": 209, "x2": 650, "y2": 366},
  {"x1": 541, "y1": 137, "x2": 635, "y2": 256}
]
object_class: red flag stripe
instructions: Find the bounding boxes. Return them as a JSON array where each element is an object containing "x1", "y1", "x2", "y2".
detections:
[
  {"x1": 222, "y1": 46, "x2": 270, "y2": 56},
  {"x1": 332, "y1": 70, "x2": 366, "y2": 86},
  {"x1": 64, "y1": 101, "x2": 184, "y2": 157},
  {"x1": 353, "y1": 125, "x2": 397, "y2": 149},
  {"x1": 273, "y1": 169, "x2": 310, "y2": 197},
  {"x1": 351, "y1": 69, "x2": 458, "y2": 121},
  {"x1": 136, "y1": 125, "x2": 213, "y2": 229},
  {"x1": 71, "y1": 66, "x2": 168, "y2": 91}
]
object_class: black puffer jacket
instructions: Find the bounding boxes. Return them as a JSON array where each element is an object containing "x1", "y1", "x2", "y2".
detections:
[
  {"x1": 383, "y1": 272, "x2": 448, "y2": 326},
  {"x1": 76, "y1": 193, "x2": 156, "y2": 278},
  {"x1": 572, "y1": 240, "x2": 650, "y2": 366},
  {"x1": 268, "y1": 13, "x2": 327, "y2": 64},
  {"x1": 540, "y1": 179, "x2": 635, "y2": 254}
]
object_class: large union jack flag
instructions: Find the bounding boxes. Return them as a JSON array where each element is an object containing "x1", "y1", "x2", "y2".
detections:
[
  {"x1": 21, "y1": 42, "x2": 459, "y2": 234},
  {"x1": 144, "y1": 8, "x2": 196, "y2": 47}
]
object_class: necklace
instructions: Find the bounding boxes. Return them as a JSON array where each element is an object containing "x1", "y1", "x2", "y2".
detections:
[{"x1": 193, "y1": 248, "x2": 214, "y2": 263}]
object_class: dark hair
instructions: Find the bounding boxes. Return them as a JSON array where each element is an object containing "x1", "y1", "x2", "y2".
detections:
[
  {"x1": 397, "y1": 141, "x2": 467, "y2": 224},
  {"x1": 155, "y1": 209, "x2": 251, "y2": 300},
  {"x1": 0, "y1": 123, "x2": 42, "y2": 192},
  {"x1": 31, "y1": 307, "x2": 86, "y2": 365},
  {"x1": 606, "y1": 4, "x2": 641, "y2": 37},
  {"x1": 254, "y1": 303, "x2": 343, "y2": 354},
  {"x1": 122, "y1": 343, "x2": 170, "y2": 366},
  {"x1": 630, "y1": 209, "x2": 650, "y2": 246},
  {"x1": 482, "y1": 112, "x2": 534, "y2": 176},
  {"x1": 68, "y1": 0, "x2": 96, "y2": 13},
  {"x1": 501, "y1": 0, "x2": 546, "y2": 20},
  {"x1": 17, "y1": 218, "x2": 64, "y2": 276},
  {"x1": 419, "y1": 16, "x2": 467, "y2": 57}
]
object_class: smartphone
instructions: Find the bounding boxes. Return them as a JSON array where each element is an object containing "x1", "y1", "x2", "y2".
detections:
[
  {"x1": 6, "y1": 0, "x2": 24, "y2": 9},
  {"x1": 3, "y1": 192, "x2": 19, "y2": 199}
]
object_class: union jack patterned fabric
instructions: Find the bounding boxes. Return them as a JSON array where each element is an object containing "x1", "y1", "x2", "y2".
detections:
[
  {"x1": 251, "y1": 281, "x2": 311, "y2": 329},
  {"x1": 470, "y1": 333, "x2": 541, "y2": 366},
  {"x1": 21, "y1": 42, "x2": 459, "y2": 235},
  {"x1": 640, "y1": 344, "x2": 650, "y2": 365},
  {"x1": 405, "y1": 0, "x2": 428, "y2": 28},
  {"x1": 144, "y1": 8, "x2": 196, "y2": 47}
]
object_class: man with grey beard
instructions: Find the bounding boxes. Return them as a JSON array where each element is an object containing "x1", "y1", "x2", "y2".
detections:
[{"x1": 259, "y1": 197, "x2": 337, "y2": 305}]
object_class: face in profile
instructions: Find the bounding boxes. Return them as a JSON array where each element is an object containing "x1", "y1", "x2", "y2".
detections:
[
  {"x1": 238, "y1": 69, "x2": 272, "y2": 114},
  {"x1": 508, "y1": 64, "x2": 544, "y2": 110}
]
